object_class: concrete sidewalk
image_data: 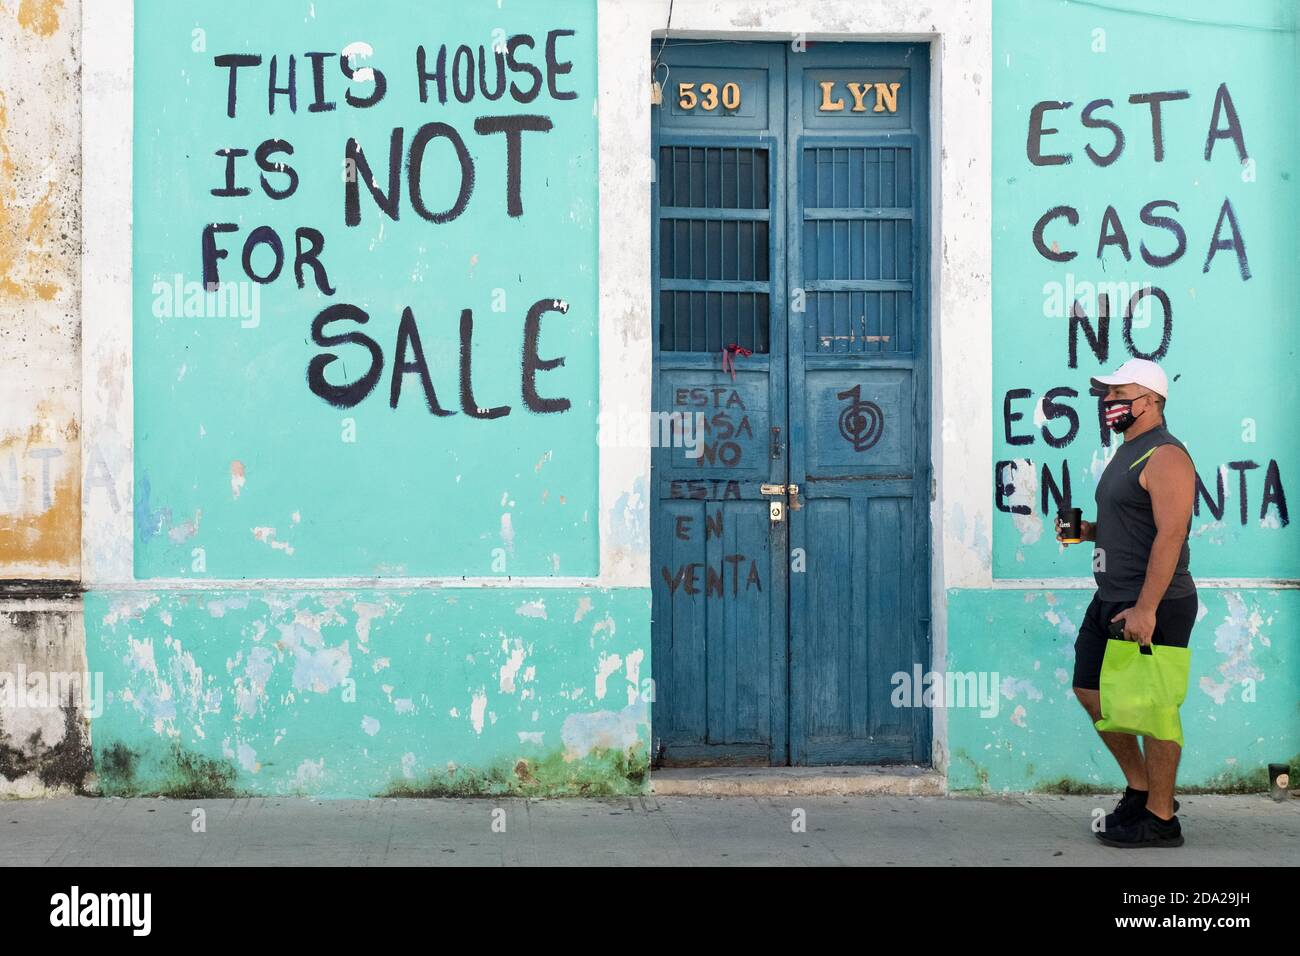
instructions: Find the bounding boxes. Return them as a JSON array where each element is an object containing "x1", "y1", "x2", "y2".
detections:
[{"x1": 1, "y1": 793, "x2": 1295, "y2": 866}]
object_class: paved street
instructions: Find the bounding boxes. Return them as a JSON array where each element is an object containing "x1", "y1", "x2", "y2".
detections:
[{"x1": 1, "y1": 793, "x2": 1295, "y2": 866}]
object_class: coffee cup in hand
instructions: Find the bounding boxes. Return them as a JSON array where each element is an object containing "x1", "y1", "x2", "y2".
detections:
[{"x1": 1058, "y1": 507, "x2": 1082, "y2": 544}]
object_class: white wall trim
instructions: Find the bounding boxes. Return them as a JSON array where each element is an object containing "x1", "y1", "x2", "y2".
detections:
[
  {"x1": 89, "y1": 576, "x2": 617, "y2": 592},
  {"x1": 987, "y1": 578, "x2": 1300, "y2": 590},
  {"x1": 81, "y1": 0, "x2": 135, "y2": 586}
]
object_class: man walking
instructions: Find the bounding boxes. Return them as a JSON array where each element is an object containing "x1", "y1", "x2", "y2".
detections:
[{"x1": 1057, "y1": 358, "x2": 1198, "y2": 848}]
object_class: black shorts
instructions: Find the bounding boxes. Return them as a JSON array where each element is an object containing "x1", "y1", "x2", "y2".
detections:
[{"x1": 1072, "y1": 592, "x2": 1198, "y2": 690}]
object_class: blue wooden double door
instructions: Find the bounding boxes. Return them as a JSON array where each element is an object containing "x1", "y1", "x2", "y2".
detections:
[{"x1": 651, "y1": 41, "x2": 932, "y2": 766}]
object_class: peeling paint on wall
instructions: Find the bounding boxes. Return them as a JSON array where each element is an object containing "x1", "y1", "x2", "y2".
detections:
[
  {"x1": 86, "y1": 588, "x2": 651, "y2": 797},
  {"x1": 0, "y1": 0, "x2": 81, "y2": 579},
  {"x1": 0, "y1": 598, "x2": 94, "y2": 796},
  {"x1": 1200, "y1": 591, "x2": 1269, "y2": 705},
  {"x1": 0, "y1": 0, "x2": 77, "y2": 300},
  {"x1": 947, "y1": 587, "x2": 1298, "y2": 793},
  {"x1": 0, "y1": 93, "x2": 69, "y2": 302},
  {"x1": 15, "y1": 0, "x2": 64, "y2": 38},
  {"x1": 0, "y1": 408, "x2": 81, "y2": 570}
]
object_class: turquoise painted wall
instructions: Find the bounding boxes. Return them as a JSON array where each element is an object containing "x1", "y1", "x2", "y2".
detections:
[
  {"x1": 947, "y1": 587, "x2": 1299, "y2": 791},
  {"x1": 992, "y1": 0, "x2": 1298, "y2": 575},
  {"x1": 131, "y1": 0, "x2": 600, "y2": 578},
  {"x1": 86, "y1": 588, "x2": 650, "y2": 797},
  {"x1": 952, "y1": 0, "x2": 1300, "y2": 792}
]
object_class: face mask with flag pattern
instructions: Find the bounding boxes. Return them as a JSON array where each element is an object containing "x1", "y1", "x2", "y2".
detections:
[{"x1": 1103, "y1": 397, "x2": 1145, "y2": 432}]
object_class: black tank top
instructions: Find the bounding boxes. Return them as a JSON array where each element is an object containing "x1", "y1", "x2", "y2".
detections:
[{"x1": 1093, "y1": 422, "x2": 1196, "y2": 601}]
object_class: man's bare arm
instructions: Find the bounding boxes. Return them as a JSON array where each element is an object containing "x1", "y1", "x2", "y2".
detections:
[{"x1": 1136, "y1": 444, "x2": 1196, "y2": 612}]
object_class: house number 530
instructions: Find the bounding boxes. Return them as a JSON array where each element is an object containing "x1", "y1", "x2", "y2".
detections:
[{"x1": 678, "y1": 82, "x2": 741, "y2": 111}]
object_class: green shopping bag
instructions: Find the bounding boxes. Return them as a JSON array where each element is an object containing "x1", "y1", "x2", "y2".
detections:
[{"x1": 1094, "y1": 635, "x2": 1192, "y2": 747}]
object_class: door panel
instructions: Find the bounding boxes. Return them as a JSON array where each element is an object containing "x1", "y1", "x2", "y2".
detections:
[
  {"x1": 804, "y1": 368, "x2": 912, "y2": 474},
  {"x1": 797, "y1": 489, "x2": 921, "y2": 762},
  {"x1": 787, "y1": 44, "x2": 931, "y2": 765},
  {"x1": 651, "y1": 43, "x2": 788, "y2": 766}
]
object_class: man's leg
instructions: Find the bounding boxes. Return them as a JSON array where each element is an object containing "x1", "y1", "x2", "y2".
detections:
[
  {"x1": 1073, "y1": 687, "x2": 1148, "y2": 789},
  {"x1": 1138, "y1": 594, "x2": 1194, "y2": 820},
  {"x1": 1142, "y1": 737, "x2": 1181, "y2": 819}
]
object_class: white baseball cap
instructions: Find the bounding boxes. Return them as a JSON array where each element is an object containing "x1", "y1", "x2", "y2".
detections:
[{"x1": 1090, "y1": 358, "x2": 1168, "y2": 398}]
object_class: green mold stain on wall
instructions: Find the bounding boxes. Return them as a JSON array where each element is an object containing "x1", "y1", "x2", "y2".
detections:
[{"x1": 84, "y1": 588, "x2": 651, "y2": 798}]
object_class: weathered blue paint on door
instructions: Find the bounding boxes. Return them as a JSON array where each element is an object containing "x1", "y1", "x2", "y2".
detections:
[
  {"x1": 651, "y1": 42, "x2": 788, "y2": 766},
  {"x1": 786, "y1": 44, "x2": 932, "y2": 764},
  {"x1": 651, "y1": 41, "x2": 931, "y2": 766}
]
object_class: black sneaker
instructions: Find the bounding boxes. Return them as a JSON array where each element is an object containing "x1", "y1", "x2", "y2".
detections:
[
  {"x1": 1103, "y1": 788, "x2": 1179, "y2": 831},
  {"x1": 1097, "y1": 807, "x2": 1184, "y2": 848}
]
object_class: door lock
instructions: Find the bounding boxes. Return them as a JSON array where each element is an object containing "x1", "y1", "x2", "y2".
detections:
[
  {"x1": 762, "y1": 483, "x2": 801, "y2": 515},
  {"x1": 769, "y1": 500, "x2": 784, "y2": 523}
]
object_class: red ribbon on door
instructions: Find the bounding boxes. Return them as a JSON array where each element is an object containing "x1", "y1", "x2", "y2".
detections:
[{"x1": 721, "y1": 343, "x2": 752, "y2": 381}]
